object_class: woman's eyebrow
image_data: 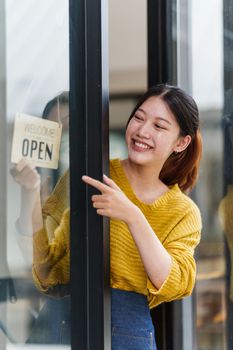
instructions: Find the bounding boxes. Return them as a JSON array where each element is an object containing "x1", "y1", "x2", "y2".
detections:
[
  {"x1": 155, "y1": 117, "x2": 172, "y2": 125},
  {"x1": 137, "y1": 108, "x2": 172, "y2": 125},
  {"x1": 137, "y1": 108, "x2": 146, "y2": 114}
]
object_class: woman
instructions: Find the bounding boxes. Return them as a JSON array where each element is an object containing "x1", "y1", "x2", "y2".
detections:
[
  {"x1": 11, "y1": 92, "x2": 70, "y2": 344},
  {"x1": 12, "y1": 84, "x2": 202, "y2": 349}
]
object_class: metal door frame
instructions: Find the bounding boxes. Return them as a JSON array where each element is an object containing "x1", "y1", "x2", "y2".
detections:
[{"x1": 69, "y1": 0, "x2": 110, "y2": 349}]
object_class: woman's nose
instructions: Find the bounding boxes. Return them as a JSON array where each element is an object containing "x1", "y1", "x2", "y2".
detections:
[{"x1": 137, "y1": 122, "x2": 151, "y2": 138}]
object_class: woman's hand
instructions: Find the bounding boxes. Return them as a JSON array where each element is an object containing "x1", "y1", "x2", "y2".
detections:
[
  {"x1": 82, "y1": 174, "x2": 139, "y2": 224},
  {"x1": 82, "y1": 174, "x2": 172, "y2": 289},
  {"x1": 10, "y1": 159, "x2": 41, "y2": 191}
]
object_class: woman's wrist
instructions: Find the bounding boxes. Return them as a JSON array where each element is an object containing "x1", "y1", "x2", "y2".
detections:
[
  {"x1": 125, "y1": 204, "x2": 144, "y2": 227},
  {"x1": 16, "y1": 217, "x2": 33, "y2": 236}
]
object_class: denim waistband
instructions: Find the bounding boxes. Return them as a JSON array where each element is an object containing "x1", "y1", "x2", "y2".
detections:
[{"x1": 111, "y1": 288, "x2": 153, "y2": 331}]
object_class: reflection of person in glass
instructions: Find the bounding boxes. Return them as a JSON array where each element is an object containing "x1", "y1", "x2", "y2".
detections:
[
  {"x1": 11, "y1": 84, "x2": 202, "y2": 349},
  {"x1": 40, "y1": 91, "x2": 69, "y2": 199},
  {"x1": 12, "y1": 91, "x2": 69, "y2": 237},
  {"x1": 11, "y1": 92, "x2": 70, "y2": 344}
]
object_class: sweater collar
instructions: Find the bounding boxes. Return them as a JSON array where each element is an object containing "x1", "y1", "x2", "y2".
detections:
[{"x1": 111, "y1": 158, "x2": 181, "y2": 209}]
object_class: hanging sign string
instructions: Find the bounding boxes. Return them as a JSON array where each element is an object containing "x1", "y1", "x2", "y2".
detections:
[{"x1": 57, "y1": 96, "x2": 62, "y2": 128}]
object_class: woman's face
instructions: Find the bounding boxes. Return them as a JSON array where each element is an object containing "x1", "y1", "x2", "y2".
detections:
[{"x1": 125, "y1": 96, "x2": 190, "y2": 168}]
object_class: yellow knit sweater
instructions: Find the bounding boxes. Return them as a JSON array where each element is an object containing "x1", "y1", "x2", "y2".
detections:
[{"x1": 32, "y1": 158, "x2": 202, "y2": 309}]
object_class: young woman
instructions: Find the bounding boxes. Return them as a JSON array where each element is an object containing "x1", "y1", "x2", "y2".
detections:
[
  {"x1": 11, "y1": 93, "x2": 70, "y2": 345},
  {"x1": 11, "y1": 84, "x2": 202, "y2": 349}
]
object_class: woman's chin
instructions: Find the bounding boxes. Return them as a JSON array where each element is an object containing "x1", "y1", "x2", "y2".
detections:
[{"x1": 128, "y1": 150, "x2": 153, "y2": 165}]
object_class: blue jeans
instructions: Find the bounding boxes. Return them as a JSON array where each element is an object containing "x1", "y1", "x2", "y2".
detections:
[
  {"x1": 26, "y1": 296, "x2": 70, "y2": 344},
  {"x1": 27, "y1": 289, "x2": 157, "y2": 349},
  {"x1": 112, "y1": 288, "x2": 157, "y2": 350}
]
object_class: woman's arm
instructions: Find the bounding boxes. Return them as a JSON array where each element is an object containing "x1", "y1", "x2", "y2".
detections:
[
  {"x1": 126, "y1": 209, "x2": 172, "y2": 289},
  {"x1": 82, "y1": 174, "x2": 201, "y2": 305},
  {"x1": 19, "y1": 187, "x2": 43, "y2": 234},
  {"x1": 82, "y1": 174, "x2": 172, "y2": 289},
  {"x1": 11, "y1": 160, "x2": 70, "y2": 292},
  {"x1": 11, "y1": 159, "x2": 43, "y2": 235},
  {"x1": 32, "y1": 207, "x2": 70, "y2": 293}
]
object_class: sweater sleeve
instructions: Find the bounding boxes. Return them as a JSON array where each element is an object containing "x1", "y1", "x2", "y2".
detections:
[
  {"x1": 147, "y1": 205, "x2": 201, "y2": 309},
  {"x1": 32, "y1": 172, "x2": 70, "y2": 293}
]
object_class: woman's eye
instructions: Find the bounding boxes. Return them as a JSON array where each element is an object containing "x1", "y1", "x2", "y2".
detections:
[
  {"x1": 134, "y1": 115, "x2": 143, "y2": 121},
  {"x1": 155, "y1": 124, "x2": 165, "y2": 130}
]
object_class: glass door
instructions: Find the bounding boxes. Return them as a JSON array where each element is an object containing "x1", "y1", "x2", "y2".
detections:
[
  {"x1": 0, "y1": 0, "x2": 110, "y2": 349},
  {"x1": 147, "y1": 0, "x2": 232, "y2": 349},
  {"x1": 0, "y1": 0, "x2": 70, "y2": 349},
  {"x1": 176, "y1": 0, "x2": 233, "y2": 349}
]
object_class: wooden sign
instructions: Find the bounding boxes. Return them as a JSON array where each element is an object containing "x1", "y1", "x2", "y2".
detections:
[{"x1": 11, "y1": 113, "x2": 62, "y2": 169}]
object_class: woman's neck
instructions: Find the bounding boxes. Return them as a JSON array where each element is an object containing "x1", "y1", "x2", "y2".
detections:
[{"x1": 121, "y1": 158, "x2": 165, "y2": 191}]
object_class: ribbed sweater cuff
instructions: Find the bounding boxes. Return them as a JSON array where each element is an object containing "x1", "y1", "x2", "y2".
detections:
[{"x1": 147, "y1": 256, "x2": 182, "y2": 300}]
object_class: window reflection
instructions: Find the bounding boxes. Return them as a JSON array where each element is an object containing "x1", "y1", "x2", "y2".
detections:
[
  {"x1": 4, "y1": 0, "x2": 70, "y2": 347},
  {"x1": 177, "y1": 0, "x2": 230, "y2": 348},
  {"x1": 40, "y1": 92, "x2": 69, "y2": 203},
  {"x1": 10, "y1": 93, "x2": 70, "y2": 346}
]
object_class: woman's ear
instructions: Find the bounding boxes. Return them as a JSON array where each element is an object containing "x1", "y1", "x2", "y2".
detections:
[{"x1": 174, "y1": 134, "x2": 192, "y2": 153}]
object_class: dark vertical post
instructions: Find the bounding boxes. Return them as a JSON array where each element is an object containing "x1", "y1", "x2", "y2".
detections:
[
  {"x1": 69, "y1": 0, "x2": 110, "y2": 349},
  {"x1": 147, "y1": 0, "x2": 177, "y2": 87}
]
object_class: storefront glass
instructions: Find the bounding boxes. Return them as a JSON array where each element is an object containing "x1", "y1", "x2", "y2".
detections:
[
  {"x1": 0, "y1": 1, "x2": 70, "y2": 348},
  {"x1": 109, "y1": 0, "x2": 147, "y2": 153},
  {"x1": 177, "y1": 0, "x2": 233, "y2": 349}
]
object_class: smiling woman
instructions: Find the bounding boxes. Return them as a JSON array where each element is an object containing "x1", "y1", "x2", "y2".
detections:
[
  {"x1": 82, "y1": 83, "x2": 202, "y2": 348},
  {"x1": 12, "y1": 83, "x2": 202, "y2": 350},
  {"x1": 125, "y1": 97, "x2": 191, "y2": 176},
  {"x1": 125, "y1": 84, "x2": 202, "y2": 193}
]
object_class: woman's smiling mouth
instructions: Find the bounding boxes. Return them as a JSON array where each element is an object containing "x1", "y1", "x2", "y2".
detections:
[{"x1": 131, "y1": 139, "x2": 153, "y2": 152}]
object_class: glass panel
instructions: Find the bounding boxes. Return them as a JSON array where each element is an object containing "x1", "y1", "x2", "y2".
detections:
[
  {"x1": 191, "y1": 1, "x2": 225, "y2": 349},
  {"x1": 1, "y1": 1, "x2": 70, "y2": 348},
  {"x1": 177, "y1": 0, "x2": 233, "y2": 349},
  {"x1": 109, "y1": 0, "x2": 147, "y2": 152}
]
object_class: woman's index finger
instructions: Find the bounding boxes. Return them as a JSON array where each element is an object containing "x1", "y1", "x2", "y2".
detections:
[{"x1": 82, "y1": 175, "x2": 110, "y2": 193}]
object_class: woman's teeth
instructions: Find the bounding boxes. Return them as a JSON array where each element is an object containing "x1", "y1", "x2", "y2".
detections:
[{"x1": 134, "y1": 141, "x2": 151, "y2": 149}]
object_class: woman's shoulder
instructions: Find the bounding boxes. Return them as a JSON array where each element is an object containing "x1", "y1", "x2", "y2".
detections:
[
  {"x1": 110, "y1": 158, "x2": 122, "y2": 180},
  {"x1": 162, "y1": 184, "x2": 201, "y2": 222},
  {"x1": 53, "y1": 170, "x2": 69, "y2": 195},
  {"x1": 43, "y1": 170, "x2": 69, "y2": 214},
  {"x1": 110, "y1": 158, "x2": 120, "y2": 171},
  {"x1": 173, "y1": 186, "x2": 202, "y2": 226}
]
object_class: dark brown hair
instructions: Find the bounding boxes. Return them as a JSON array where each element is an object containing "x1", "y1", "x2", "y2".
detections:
[
  {"x1": 126, "y1": 84, "x2": 202, "y2": 192},
  {"x1": 42, "y1": 91, "x2": 69, "y2": 119}
]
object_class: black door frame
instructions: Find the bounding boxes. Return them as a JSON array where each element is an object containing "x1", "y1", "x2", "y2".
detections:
[
  {"x1": 147, "y1": 1, "x2": 188, "y2": 350},
  {"x1": 69, "y1": 0, "x2": 110, "y2": 349},
  {"x1": 147, "y1": 0, "x2": 177, "y2": 87}
]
